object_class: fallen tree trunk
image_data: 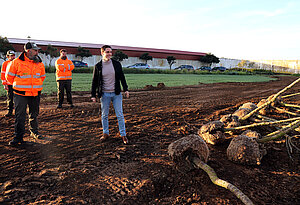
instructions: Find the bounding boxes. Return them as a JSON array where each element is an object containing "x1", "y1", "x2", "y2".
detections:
[
  {"x1": 258, "y1": 120, "x2": 300, "y2": 143},
  {"x1": 240, "y1": 77, "x2": 300, "y2": 121},
  {"x1": 271, "y1": 105, "x2": 300, "y2": 116},
  {"x1": 279, "y1": 101, "x2": 300, "y2": 109},
  {"x1": 192, "y1": 157, "x2": 254, "y2": 205},
  {"x1": 225, "y1": 117, "x2": 300, "y2": 131},
  {"x1": 281, "y1": 92, "x2": 300, "y2": 99}
]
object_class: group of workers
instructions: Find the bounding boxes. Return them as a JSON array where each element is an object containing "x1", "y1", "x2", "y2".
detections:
[{"x1": 1, "y1": 42, "x2": 129, "y2": 146}]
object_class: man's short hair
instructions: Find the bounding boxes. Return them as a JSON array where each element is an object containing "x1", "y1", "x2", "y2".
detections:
[
  {"x1": 60, "y1": 49, "x2": 67, "y2": 53},
  {"x1": 24, "y1": 42, "x2": 40, "y2": 50},
  {"x1": 101, "y1": 45, "x2": 112, "y2": 54},
  {"x1": 6, "y1": 50, "x2": 15, "y2": 56}
]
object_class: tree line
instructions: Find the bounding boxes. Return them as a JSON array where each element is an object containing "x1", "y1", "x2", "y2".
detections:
[{"x1": 0, "y1": 36, "x2": 219, "y2": 69}]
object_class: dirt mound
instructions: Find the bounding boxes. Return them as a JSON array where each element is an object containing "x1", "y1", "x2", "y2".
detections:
[{"x1": 0, "y1": 75, "x2": 299, "y2": 204}]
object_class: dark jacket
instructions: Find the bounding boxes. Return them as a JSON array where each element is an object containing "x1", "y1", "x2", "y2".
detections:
[{"x1": 91, "y1": 59, "x2": 128, "y2": 98}]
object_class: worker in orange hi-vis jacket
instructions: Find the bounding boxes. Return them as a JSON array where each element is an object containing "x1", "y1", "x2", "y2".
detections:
[
  {"x1": 6, "y1": 42, "x2": 46, "y2": 146},
  {"x1": 1, "y1": 50, "x2": 16, "y2": 117},
  {"x1": 55, "y1": 49, "x2": 75, "y2": 109}
]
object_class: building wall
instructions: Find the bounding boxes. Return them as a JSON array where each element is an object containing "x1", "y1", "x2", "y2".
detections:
[
  {"x1": 0, "y1": 52, "x2": 203, "y2": 69},
  {"x1": 1, "y1": 53, "x2": 299, "y2": 73},
  {"x1": 2, "y1": 38, "x2": 300, "y2": 72}
]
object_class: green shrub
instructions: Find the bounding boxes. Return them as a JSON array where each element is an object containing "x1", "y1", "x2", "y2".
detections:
[
  {"x1": 46, "y1": 65, "x2": 285, "y2": 76},
  {"x1": 229, "y1": 67, "x2": 275, "y2": 75},
  {"x1": 251, "y1": 69, "x2": 274, "y2": 75},
  {"x1": 45, "y1": 66, "x2": 94, "y2": 73},
  {"x1": 45, "y1": 66, "x2": 56, "y2": 73},
  {"x1": 73, "y1": 67, "x2": 94, "y2": 73}
]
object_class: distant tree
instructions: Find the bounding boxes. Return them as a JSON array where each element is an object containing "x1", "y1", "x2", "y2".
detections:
[
  {"x1": 248, "y1": 62, "x2": 255, "y2": 68},
  {"x1": 75, "y1": 46, "x2": 92, "y2": 62},
  {"x1": 166, "y1": 56, "x2": 176, "y2": 70},
  {"x1": 112, "y1": 50, "x2": 128, "y2": 62},
  {"x1": 40, "y1": 44, "x2": 59, "y2": 66},
  {"x1": 237, "y1": 60, "x2": 255, "y2": 68},
  {"x1": 237, "y1": 60, "x2": 247, "y2": 68},
  {"x1": 0, "y1": 36, "x2": 15, "y2": 60},
  {"x1": 139, "y1": 52, "x2": 152, "y2": 64},
  {"x1": 199, "y1": 53, "x2": 220, "y2": 67}
]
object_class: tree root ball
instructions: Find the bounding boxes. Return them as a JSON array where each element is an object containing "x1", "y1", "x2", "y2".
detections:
[
  {"x1": 157, "y1": 83, "x2": 166, "y2": 89},
  {"x1": 144, "y1": 85, "x2": 154, "y2": 90},
  {"x1": 220, "y1": 114, "x2": 239, "y2": 124},
  {"x1": 267, "y1": 94, "x2": 278, "y2": 106},
  {"x1": 239, "y1": 102, "x2": 258, "y2": 110},
  {"x1": 220, "y1": 114, "x2": 240, "y2": 129},
  {"x1": 257, "y1": 99, "x2": 270, "y2": 115},
  {"x1": 241, "y1": 130, "x2": 261, "y2": 139},
  {"x1": 168, "y1": 134, "x2": 209, "y2": 172},
  {"x1": 232, "y1": 108, "x2": 251, "y2": 120},
  {"x1": 198, "y1": 121, "x2": 226, "y2": 145},
  {"x1": 227, "y1": 121, "x2": 241, "y2": 128},
  {"x1": 227, "y1": 135, "x2": 265, "y2": 165}
]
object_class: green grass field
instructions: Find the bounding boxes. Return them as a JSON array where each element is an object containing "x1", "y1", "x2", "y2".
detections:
[{"x1": 0, "y1": 73, "x2": 275, "y2": 96}]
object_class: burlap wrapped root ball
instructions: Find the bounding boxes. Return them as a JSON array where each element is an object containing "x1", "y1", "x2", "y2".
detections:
[
  {"x1": 168, "y1": 134, "x2": 209, "y2": 172},
  {"x1": 198, "y1": 121, "x2": 226, "y2": 145},
  {"x1": 220, "y1": 114, "x2": 240, "y2": 128},
  {"x1": 227, "y1": 134, "x2": 265, "y2": 165}
]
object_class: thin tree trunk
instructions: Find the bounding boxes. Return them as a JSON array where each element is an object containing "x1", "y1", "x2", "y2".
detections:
[{"x1": 192, "y1": 157, "x2": 254, "y2": 205}]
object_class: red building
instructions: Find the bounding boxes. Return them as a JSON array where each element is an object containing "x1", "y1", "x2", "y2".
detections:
[{"x1": 8, "y1": 38, "x2": 206, "y2": 61}]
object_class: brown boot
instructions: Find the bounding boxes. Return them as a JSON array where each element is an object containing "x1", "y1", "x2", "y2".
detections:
[
  {"x1": 5, "y1": 111, "x2": 13, "y2": 117},
  {"x1": 100, "y1": 133, "x2": 109, "y2": 142},
  {"x1": 121, "y1": 136, "x2": 129, "y2": 144}
]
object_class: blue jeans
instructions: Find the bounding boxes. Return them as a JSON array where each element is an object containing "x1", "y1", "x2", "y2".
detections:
[{"x1": 100, "y1": 92, "x2": 126, "y2": 136}]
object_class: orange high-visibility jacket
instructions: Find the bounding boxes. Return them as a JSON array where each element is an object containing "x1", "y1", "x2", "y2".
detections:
[
  {"x1": 6, "y1": 52, "x2": 46, "y2": 96},
  {"x1": 55, "y1": 58, "x2": 74, "y2": 81},
  {"x1": 1, "y1": 60, "x2": 13, "y2": 85}
]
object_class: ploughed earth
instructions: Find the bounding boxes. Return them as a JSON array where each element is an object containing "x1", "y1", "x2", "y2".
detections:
[{"x1": 0, "y1": 75, "x2": 299, "y2": 205}]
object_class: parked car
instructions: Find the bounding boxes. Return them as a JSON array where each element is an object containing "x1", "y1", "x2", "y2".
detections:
[
  {"x1": 174, "y1": 65, "x2": 194, "y2": 70},
  {"x1": 212, "y1": 66, "x2": 227, "y2": 71},
  {"x1": 72, "y1": 60, "x2": 88, "y2": 68},
  {"x1": 198, "y1": 66, "x2": 212, "y2": 71},
  {"x1": 126, "y1": 63, "x2": 150, "y2": 69}
]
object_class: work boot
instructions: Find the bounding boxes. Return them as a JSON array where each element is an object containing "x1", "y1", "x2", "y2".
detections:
[
  {"x1": 5, "y1": 111, "x2": 13, "y2": 117},
  {"x1": 70, "y1": 104, "x2": 74, "y2": 108},
  {"x1": 57, "y1": 104, "x2": 62, "y2": 109},
  {"x1": 121, "y1": 136, "x2": 129, "y2": 144},
  {"x1": 31, "y1": 132, "x2": 44, "y2": 140},
  {"x1": 100, "y1": 133, "x2": 109, "y2": 142},
  {"x1": 8, "y1": 138, "x2": 25, "y2": 146}
]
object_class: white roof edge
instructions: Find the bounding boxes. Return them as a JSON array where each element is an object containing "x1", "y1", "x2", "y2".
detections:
[{"x1": 7, "y1": 38, "x2": 206, "y2": 55}]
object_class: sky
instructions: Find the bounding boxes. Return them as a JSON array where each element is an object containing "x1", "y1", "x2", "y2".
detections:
[{"x1": 2, "y1": 0, "x2": 300, "y2": 60}]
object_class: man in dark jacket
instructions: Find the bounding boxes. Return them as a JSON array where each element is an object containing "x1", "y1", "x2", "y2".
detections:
[{"x1": 91, "y1": 45, "x2": 129, "y2": 144}]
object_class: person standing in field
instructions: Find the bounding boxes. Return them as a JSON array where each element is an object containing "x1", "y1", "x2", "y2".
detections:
[
  {"x1": 55, "y1": 49, "x2": 75, "y2": 108},
  {"x1": 6, "y1": 42, "x2": 46, "y2": 146},
  {"x1": 1, "y1": 50, "x2": 16, "y2": 117},
  {"x1": 91, "y1": 45, "x2": 129, "y2": 144}
]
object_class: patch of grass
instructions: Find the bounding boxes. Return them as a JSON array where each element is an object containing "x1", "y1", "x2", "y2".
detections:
[
  {"x1": 0, "y1": 73, "x2": 275, "y2": 97},
  {"x1": 125, "y1": 74, "x2": 275, "y2": 89}
]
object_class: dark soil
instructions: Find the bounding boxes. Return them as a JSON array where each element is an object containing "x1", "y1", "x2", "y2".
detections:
[{"x1": 0, "y1": 75, "x2": 299, "y2": 205}]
